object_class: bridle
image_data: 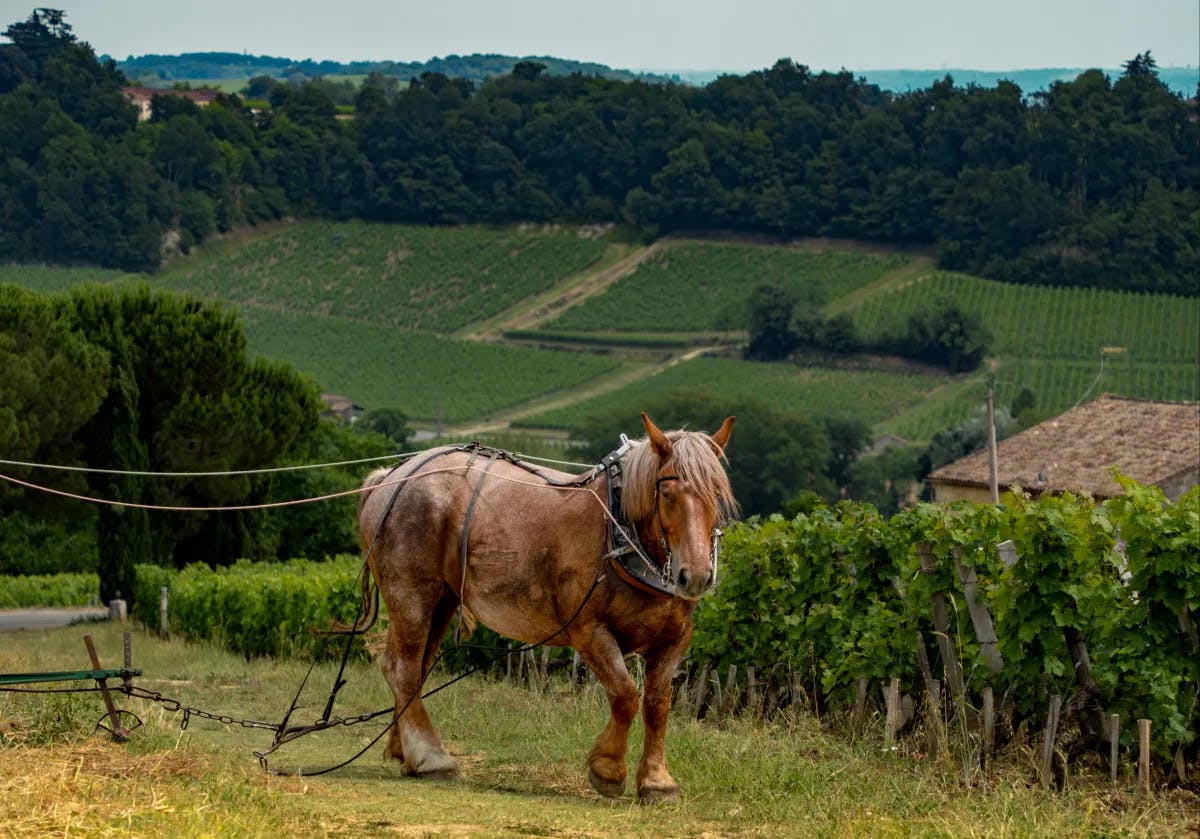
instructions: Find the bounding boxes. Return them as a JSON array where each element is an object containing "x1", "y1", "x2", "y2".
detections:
[{"x1": 602, "y1": 449, "x2": 723, "y2": 598}]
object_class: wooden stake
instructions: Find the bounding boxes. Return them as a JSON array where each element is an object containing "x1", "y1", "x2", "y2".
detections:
[
  {"x1": 746, "y1": 665, "x2": 759, "y2": 716},
  {"x1": 952, "y1": 546, "x2": 1003, "y2": 675},
  {"x1": 853, "y1": 677, "x2": 869, "y2": 733},
  {"x1": 884, "y1": 677, "x2": 901, "y2": 748},
  {"x1": 982, "y1": 686, "x2": 995, "y2": 769},
  {"x1": 1041, "y1": 695, "x2": 1062, "y2": 790},
  {"x1": 917, "y1": 544, "x2": 965, "y2": 704},
  {"x1": 1138, "y1": 718, "x2": 1151, "y2": 797},
  {"x1": 927, "y1": 678, "x2": 945, "y2": 755},
  {"x1": 1109, "y1": 713, "x2": 1119, "y2": 784},
  {"x1": 721, "y1": 664, "x2": 738, "y2": 717},
  {"x1": 159, "y1": 586, "x2": 169, "y2": 639},
  {"x1": 692, "y1": 664, "x2": 710, "y2": 719}
]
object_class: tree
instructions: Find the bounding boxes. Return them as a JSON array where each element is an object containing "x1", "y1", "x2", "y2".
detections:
[
  {"x1": 64, "y1": 284, "x2": 321, "y2": 577},
  {"x1": 745, "y1": 282, "x2": 801, "y2": 361},
  {"x1": 897, "y1": 298, "x2": 991, "y2": 372},
  {"x1": 3, "y1": 8, "x2": 75, "y2": 74}
]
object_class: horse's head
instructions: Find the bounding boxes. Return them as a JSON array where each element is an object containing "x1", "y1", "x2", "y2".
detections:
[{"x1": 625, "y1": 412, "x2": 736, "y2": 600}]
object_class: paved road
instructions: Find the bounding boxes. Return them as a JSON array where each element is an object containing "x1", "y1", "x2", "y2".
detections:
[{"x1": 0, "y1": 607, "x2": 110, "y2": 632}]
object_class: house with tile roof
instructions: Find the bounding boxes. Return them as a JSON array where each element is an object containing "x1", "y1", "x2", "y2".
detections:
[
  {"x1": 121, "y1": 87, "x2": 221, "y2": 121},
  {"x1": 927, "y1": 395, "x2": 1199, "y2": 503}
]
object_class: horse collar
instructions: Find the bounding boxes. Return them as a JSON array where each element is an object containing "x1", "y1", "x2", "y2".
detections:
[{"x1": 601, "y1": 456, "x2": 678, "y2": 597}]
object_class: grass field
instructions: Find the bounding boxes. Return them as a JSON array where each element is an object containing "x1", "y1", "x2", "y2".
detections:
[
  {"x1": 238, "y1": 307, "x2": 625, "y2": 423},
  {"x1": 1, "y1": 623, "x2": 1195, "y2": 838},
  {"x1": 544, "y1": 243, "x2": 908, "y2": 333},
  {"x1": 159, "y1": 221, "x2": 613, "y2": 333}
]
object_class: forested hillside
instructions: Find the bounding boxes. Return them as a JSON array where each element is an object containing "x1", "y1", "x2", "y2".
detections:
[{"x1": 2, "y1": 9, "x2": 1196, "y2": 294}]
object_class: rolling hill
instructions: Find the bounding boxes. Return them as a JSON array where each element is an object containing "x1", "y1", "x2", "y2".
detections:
[{"x1": 3, "y1": 221, "x2": 1197, "y2": 445}]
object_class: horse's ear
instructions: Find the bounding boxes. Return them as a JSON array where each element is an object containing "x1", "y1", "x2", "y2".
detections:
[
  {"x1": 711, "y1": 415, "x2": 735, "y2": 451},
  {"x1": 641, "y1": 412, "x2": 674, "y2": 460}
]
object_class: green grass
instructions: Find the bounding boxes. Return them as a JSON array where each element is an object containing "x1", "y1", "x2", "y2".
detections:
[
  {"x1": 2, "y1": 623, "x2": 1194, "y2": 838},
  {"x1": 239, "y1": 307, "x2": 623, "y2": 422},
  {"x1": 159, "y1": 220, "x2": 613, "y2": 333},
  {"x1": 518, "y1": 357, "x2": 942, "y2": 429},
  {"x1": 544, "y1": 243, "x2": 908, "y2": 332}
]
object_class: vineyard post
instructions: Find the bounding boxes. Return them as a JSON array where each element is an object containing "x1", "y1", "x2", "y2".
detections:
[
  {"x1": 915, "y1": 631, "x2": 937, "y2": 698},
  {"x1": 1041, "y1": 694, "x2": 1062, "y2": 790},
  {"x1": 853, "y1": 677, "x2": 869, "y2": 734},
  {"x1": 982, "y1": 686, "x2": 994, "y2": 770},
  {"x1": 721, "y1": 664, "x2": 738, "y2": 717},
  {"x1": 926, "y1": 678, "x2": 945, "y2": 757},
  {"x1": 1138, "y1": 718, "x2": 1151, "y2": 797},
  {"x1": 916, "y1": 544, "x2": 966, "y2": 706},
  {"x1": 159, "y1": 586, "x2": 169, "y2": 639},
  {"x1": 884, "y1": 677, "x2": 901, "y2": 749},
  {"x1": 746, "y1": 665, "x2": 759, "y2": 717},
  {"x1": 951, "y1": 546, "x2": 1003, "y2": 675},
  {"x1": 1109, "y1": 713, "x2": 1119, "y2": 784},
  {"x1": 692, "y1": 663, "x2": 710, "y2": 719},
  {"x1": 571, "y1": 650, "x2": 582, "y2": 693}
]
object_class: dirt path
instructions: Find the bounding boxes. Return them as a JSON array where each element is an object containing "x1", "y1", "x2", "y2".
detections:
[
  {"x1": 458, "y1": 241, "x2": 662, "y2": 340},
  {"x1": 824, "y1": 255, "x2": 937, "y2": 316},
  {"x1": 441, "y1": 346, "x2": 711, "y2": 437}
]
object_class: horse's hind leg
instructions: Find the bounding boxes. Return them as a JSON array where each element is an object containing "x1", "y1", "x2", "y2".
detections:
[{"x1": 379, "y1": 589, "x2": 458, "y2": 779}]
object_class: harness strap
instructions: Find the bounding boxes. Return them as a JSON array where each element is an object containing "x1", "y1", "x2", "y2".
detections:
[{"x1": 456, "y1": 445, "x2": 501, "y2": 642}]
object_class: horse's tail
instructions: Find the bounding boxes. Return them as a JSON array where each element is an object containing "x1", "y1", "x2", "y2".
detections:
[{"x1": 316, "y1": 467, "x2": 391, "y2": 636}]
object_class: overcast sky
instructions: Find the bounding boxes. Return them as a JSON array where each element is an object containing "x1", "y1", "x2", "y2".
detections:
[{"x1": 6, "y1": 1, "x2": 1198, "y2": 72}]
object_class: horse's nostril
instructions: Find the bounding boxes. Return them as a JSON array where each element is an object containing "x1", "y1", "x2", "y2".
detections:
[
  {"x1": 705, "y1": 570, "x2": 714, "y2": 589},
  {"x1": 677, "y1": 568, "x2": 690, "y2": 589}
]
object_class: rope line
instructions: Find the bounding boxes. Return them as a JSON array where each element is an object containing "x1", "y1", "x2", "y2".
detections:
[{"x1": 0, "y1": 452, "x2": 415, "y2": 477}]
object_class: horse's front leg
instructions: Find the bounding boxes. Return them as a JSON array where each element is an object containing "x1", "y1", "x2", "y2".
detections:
[
  {"x1": 636, "y1": 636, "x2": 690, "y2": 803},
  {"x1": 575, "y1": 629, "x2": 639, "y2": 798}
]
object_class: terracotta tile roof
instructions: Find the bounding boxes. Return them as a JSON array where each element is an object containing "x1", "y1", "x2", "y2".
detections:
[{"x1": 928, "y1": 395, "x2": 1200, "y2": 498}]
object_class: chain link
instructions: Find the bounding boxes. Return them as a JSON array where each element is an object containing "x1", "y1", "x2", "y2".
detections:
[{"x1": 123, "y1": 685, "x2": 283, "y2": 731}]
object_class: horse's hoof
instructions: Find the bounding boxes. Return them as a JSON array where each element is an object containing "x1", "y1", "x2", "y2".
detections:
[
  {"x1": 412, "y1": 766, "x2": 458, "y2": 782},
  {"x1": 588, "y1": 767, "x2": 626, "y2": 798},
  {"x1": 637, "y1": 785, "x2": 680, "y2": 805}
]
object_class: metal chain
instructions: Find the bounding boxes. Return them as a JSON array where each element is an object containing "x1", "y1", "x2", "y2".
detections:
[{"x1": 122, "y1": 685, "x2": 282, "y2": 731}]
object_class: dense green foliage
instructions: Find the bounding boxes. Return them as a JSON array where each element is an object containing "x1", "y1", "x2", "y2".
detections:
[
  {"x1": 131, "y1": 557, "x2": 368, "y2": 659},
  {"x1": 2, "y1": 11, "x2": 1195, "y2": 294},
  {"x1": 0, "y1": 282, "x2": 324, "y2": 595},
  {"x1": 0, "y1": 572, "x2": 98, "y2": 607},
  {"x1": 692, "y1": 481, "x2": 1199, "y2": 760}
]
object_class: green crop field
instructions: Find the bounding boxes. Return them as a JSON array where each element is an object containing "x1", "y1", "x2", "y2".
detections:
[
  {"x1": 159, "y1": 221, "x2": 613, "y2": 333},
  {"x1": 517, "y1": 357, "x2": 941, "y2": 430},
  {"x1": 543, "y1": 243, "x2": 908, "y2": 333},
  {"x1": 0, "y1": 264, "x2": 136, "y2": 293},
  {"x1": 849, "y1": 272, "x2": 1200, "y2": 364},
  {"x1": 238, "y1": 307, "x2": 623, "y2": 422}
]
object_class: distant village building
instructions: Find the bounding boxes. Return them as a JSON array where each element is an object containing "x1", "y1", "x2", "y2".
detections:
[
  {"x1": 121, "y1": 87, "x2": 221, "y2": 121},
  {"x1": 928, "y1": 395, "x2": 1200, "y2": 503},
  {"x1": 320, "y1": 393, "x2": 365, "y2": 425}
]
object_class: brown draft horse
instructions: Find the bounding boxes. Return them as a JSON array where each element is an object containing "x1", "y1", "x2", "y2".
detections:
[{"x1": 351, "y1": 413, "x2": 735, "y2": 802}]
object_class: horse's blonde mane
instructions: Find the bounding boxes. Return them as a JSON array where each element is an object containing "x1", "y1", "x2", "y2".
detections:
[{"x1": 621, "y1": 429, "x2": 737, "y2": 522}]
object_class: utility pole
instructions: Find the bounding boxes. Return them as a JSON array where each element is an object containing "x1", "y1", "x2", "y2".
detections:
[{"x1": 986, "y1": 383, "x2": 999, "y2": 504}]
